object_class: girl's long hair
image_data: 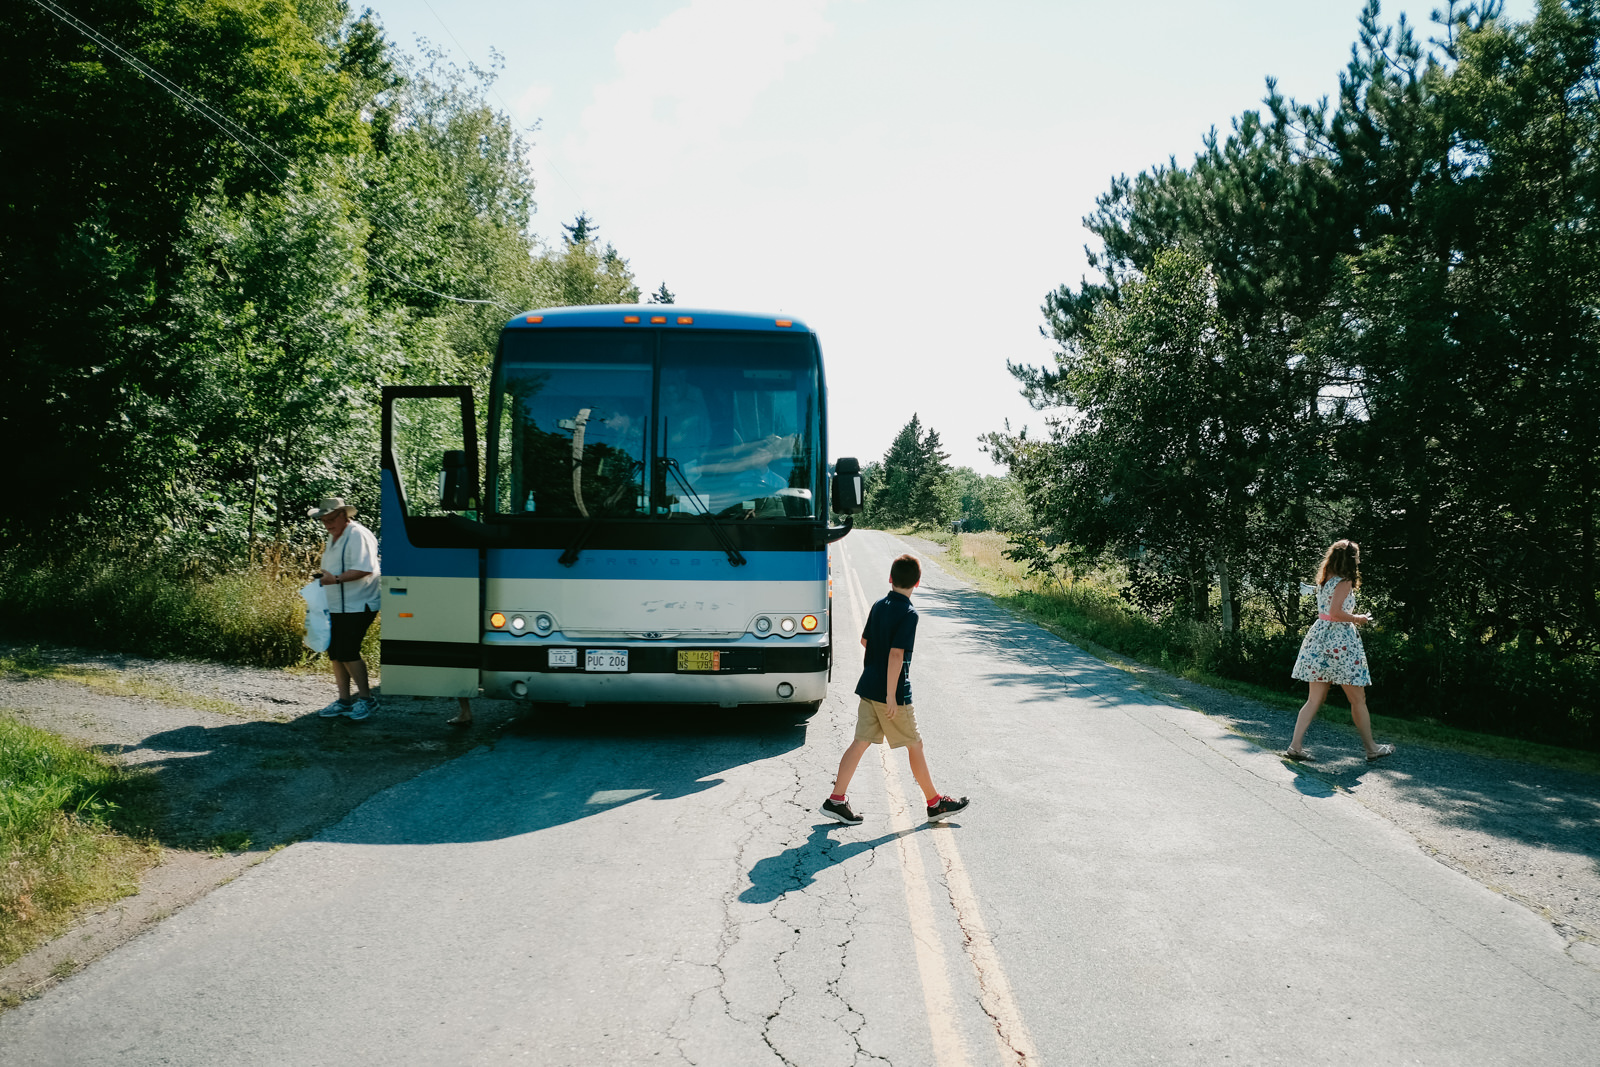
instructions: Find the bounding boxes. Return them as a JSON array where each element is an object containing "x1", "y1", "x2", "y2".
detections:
[{"x1": 1316, "y1": 540, "x2": 1361, "y2": 588}]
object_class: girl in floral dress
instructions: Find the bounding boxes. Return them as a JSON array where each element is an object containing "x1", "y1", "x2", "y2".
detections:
[{"x1": 1285, "y1": 540, "x2": 1394, "y2": 762}]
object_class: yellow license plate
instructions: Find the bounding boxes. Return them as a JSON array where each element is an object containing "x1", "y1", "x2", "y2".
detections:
[{"x1": 677, "y1": 650, "x2": 720, "y2": 672}]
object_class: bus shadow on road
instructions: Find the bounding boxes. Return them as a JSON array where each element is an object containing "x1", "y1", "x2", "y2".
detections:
[{"x1": 313, "y1": 701, "x2": 814, "y2": 846}]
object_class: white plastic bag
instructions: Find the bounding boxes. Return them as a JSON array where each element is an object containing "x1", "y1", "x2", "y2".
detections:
[{"x1": 300, "y1": 579, "x2": 331, "y2": 653}]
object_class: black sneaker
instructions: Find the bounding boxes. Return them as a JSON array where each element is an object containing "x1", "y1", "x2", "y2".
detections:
[
  {"x1": 926, "y1": 795, "x2": 970, "y2": 822},
  {"x1": 821, "y1": 798, "x2": 863, "y2": 825}
]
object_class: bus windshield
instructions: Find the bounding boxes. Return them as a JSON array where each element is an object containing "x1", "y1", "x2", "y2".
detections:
[{"x1": 495, "y1": 329, "x2": 821, "y2": 520}]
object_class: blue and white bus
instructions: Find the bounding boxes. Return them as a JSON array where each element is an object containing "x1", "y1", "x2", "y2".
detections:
[{"x1": 377, "y1": 306, "x2": 863, "y2": 711}]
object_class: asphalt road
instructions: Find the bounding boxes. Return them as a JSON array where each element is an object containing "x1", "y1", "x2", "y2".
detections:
[{"x1": 1, "y1": 529, "x2": 1597, "y2": 1065}]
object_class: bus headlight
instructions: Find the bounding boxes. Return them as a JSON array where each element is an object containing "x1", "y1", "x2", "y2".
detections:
[
  {"x1": 780, "y1": 617, "x2": 796, "y2": 633},
  {"x1": 534, "y1": 614, "x2": 554, "y2": 634},
  {"x1": 510, "y1": 615, "x2": 527, "y2": 632},
  {"x1": 755, "y1": 616, "x2": 772, "y2": 634},
  {"x1": 801, "y1": 615, "x2": 818, "y2": 631}
]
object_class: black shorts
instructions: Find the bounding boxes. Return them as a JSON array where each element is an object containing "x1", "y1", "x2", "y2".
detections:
[{"x1": 329, "y1": 608, "x2": 376, "y2": 662}]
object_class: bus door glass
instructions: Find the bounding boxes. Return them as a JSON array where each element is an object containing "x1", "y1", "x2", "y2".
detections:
[{"x1": 384, "y1": 385, "x2": 478, "y2": 525}]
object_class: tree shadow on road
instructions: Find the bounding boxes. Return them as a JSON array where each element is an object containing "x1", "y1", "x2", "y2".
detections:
[{"x1": 913, "y1": 572, "x2": 1600, "y2": 934}]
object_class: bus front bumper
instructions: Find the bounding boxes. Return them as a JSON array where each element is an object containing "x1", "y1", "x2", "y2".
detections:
[{"x1": 482, "y1": 668, "x2": 828, "y2": 706}]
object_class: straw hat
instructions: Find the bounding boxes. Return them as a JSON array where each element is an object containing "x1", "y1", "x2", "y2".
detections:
[{"x1": 307, "y1": 496, "x2": 357, "y2": 519}]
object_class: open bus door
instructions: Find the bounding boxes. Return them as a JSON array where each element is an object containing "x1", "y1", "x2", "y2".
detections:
[{"x1": 379, "y1": 385, "x2": 483, "y2": 698}]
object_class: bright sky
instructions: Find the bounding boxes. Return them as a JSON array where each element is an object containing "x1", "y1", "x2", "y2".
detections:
[{"x1": 369, "y1": 0, "x2": 1533, "y2": 474}]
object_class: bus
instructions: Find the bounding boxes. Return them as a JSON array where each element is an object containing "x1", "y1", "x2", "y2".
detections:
[{"x1": 377, "y1": 306, "x2": 863, "y2": 712}]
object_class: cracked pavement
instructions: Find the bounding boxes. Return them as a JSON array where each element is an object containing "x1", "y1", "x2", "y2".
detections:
[{"x1": 1, "y1": 530, "x2": 1598, "y2": 1064}]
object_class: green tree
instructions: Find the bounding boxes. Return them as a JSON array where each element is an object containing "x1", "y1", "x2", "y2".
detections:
[
  {"x1": 992, "y1": 0, "x2": 1600, "y2": 744},
  {"x1": 0, "y1": 3, "x2": 653, "y2": 560},
  {"x1": 539, "y1": 215, "x2": 641, "y2": 306},
  {"x1": 865, "y1": 415, "x2": 956, "y2": 528},
  {"x1": 0, "y1": 0, "x2": 378, "y2": 544},
  {"x1": 976, "y1": 474, "x2": 1030, "y2": 533},
  {"x1": 1319, "y1": 0, "x2": 1600, "y2": 653}
]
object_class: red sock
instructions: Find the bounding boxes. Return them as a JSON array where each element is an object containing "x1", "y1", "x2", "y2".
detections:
[
  {"x1": 829, "y1": 793, "x2": 846, "y2": 803},
  {"x1": 925, "y1": 794, "x2": 942, "y2": 807}
]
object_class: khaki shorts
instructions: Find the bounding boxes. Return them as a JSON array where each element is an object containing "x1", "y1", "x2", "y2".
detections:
[{"x1": 854, "y1": 697, "x2": 922, "y2": 749}]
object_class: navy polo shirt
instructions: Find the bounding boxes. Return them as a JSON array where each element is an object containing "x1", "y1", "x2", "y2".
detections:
[{"x1": 854, "y1": 590, "x2": 918, "y2": 704}]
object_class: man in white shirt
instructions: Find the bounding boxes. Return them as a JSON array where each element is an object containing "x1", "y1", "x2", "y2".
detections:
[{"x1": 309, "y1": 496, "x2": 381, "y2": 720}]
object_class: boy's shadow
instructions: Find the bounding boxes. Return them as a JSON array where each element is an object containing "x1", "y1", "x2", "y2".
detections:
[{"x1": 741, "y1": 822, "x2": 928, "y2": 904}]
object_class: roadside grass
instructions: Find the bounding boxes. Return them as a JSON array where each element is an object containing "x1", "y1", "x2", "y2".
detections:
[
  {"x1": 0, "y1": 549, "x2": 379, "y2": 671},
  {"x1": 0, "y1": 714, "x2": 161, "y2": 967},
  {"x1": 932, "y1": 530, "x2": 1600, "y2": 778}
]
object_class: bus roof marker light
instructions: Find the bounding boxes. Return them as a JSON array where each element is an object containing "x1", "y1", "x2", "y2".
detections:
[
  {"x1": 650, "y1": 315, "x2": 667, "y2": 324},
  {"x1": 623, "y1": 315, "x2": 640, "y2": 324},
  {"x1": 677, "y1": 316, "x2": 694, "y2": 325},
  {"x1": 775, "y1": 319, "x2": 792, "y2": 327},
  {"x1": 526, "y1": 315, "x2": 543, "y2": 323}
]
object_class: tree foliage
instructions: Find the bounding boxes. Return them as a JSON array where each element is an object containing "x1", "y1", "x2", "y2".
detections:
[
  {"x1": 994, "y1": 1, "x2": 1600, "y2": 743},
  {"x1": 863, "y1": 414, "x2": 957, "y2": 528},
  {"x1": 0, "y1": 1, "x2": 648, "y2": 560}
]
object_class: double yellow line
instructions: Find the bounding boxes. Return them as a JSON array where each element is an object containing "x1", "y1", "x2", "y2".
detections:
[{"x1": 836, "y1": 540, "x2": 1039, "y2": 1067}]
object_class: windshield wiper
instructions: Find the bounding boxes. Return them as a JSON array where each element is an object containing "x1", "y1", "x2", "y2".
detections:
[
  {"x1": 660, "y1": 457, "x2": 746, "y2": 567},
  {"x1": 559, "y1": 458, "x2": 645, "y2": 567}
]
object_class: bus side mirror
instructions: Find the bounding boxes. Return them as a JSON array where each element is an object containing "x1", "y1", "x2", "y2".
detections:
[
  {"x1": 438, "y1": 450, "x2": 475, "y2": 511},
  {"x1": 831, "y1": 457, "x2": 864, "y2": 515}
]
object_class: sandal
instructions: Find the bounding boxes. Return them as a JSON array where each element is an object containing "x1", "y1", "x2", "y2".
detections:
[
  {"x1": 1283, "y1": 748, "x2": 1312, "y2": 762},
  {"x1": 446, "y1": 716, "x2": 473, "y2": 728},
  {"x1": 1366, "y1": 743, "x2": 1394, "y2": 762}
]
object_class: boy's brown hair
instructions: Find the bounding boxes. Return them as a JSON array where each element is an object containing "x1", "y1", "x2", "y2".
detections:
[
  {"x1": 890, "y1": 553, "x2": 921, "y2": 589},
  {"x1": 1316, "y1": 539, "x2": 1362, "y2": 588}
]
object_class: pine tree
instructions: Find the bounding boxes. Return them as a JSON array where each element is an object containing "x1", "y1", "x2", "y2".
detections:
[
  {"x1": 561, "y1": 212, "x2": 595, "y2": 245},
  {"x1": 866, "y1": 415, "x2": 955, "y2": 528}
]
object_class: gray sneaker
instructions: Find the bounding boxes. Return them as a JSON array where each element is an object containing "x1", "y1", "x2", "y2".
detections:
[
  {"x1": 346, "y1": 698, "x2": 376, "y2": 721},
  {"x1": 318, "y1": 698, "x2": 354, "y2": 718}
]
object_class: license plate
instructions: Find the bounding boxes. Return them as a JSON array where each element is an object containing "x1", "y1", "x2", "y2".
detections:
[
  {"x1": 585, "y1": 649, "x2": 628, "y2": 672},
  {"x1": 548, "y1": 649, "x2": 577, "y2": 668},
  {"x1": 677, "y1": 650, "x2": 721, "y2": 672}
]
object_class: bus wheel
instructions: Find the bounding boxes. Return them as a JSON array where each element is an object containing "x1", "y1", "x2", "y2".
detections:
[{"x1": 793, "y1": 700, "x2": 822, "y2": 719}]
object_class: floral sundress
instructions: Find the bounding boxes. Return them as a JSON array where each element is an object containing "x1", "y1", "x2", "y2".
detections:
[{"x1": 1290, "y1": 576, "x2": 1372, "y2": 687}]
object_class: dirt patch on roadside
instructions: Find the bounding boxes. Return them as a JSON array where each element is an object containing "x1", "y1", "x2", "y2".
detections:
[{"x1": 0, "y1": 643, "x2": 519, "y2": 1005}]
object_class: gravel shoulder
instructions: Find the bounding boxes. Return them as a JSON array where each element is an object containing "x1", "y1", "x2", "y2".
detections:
[
  {"x1": 0, "y1": 644, "x2": 521, "y2": 1005},
  {"x1": 900, "y1": 532, "x2": 1600, "y2": 960}
]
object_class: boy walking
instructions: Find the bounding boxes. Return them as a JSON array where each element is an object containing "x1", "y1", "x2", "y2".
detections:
[{"x1": 821, "y1": 553, "x2": 970, "y2": 825}]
